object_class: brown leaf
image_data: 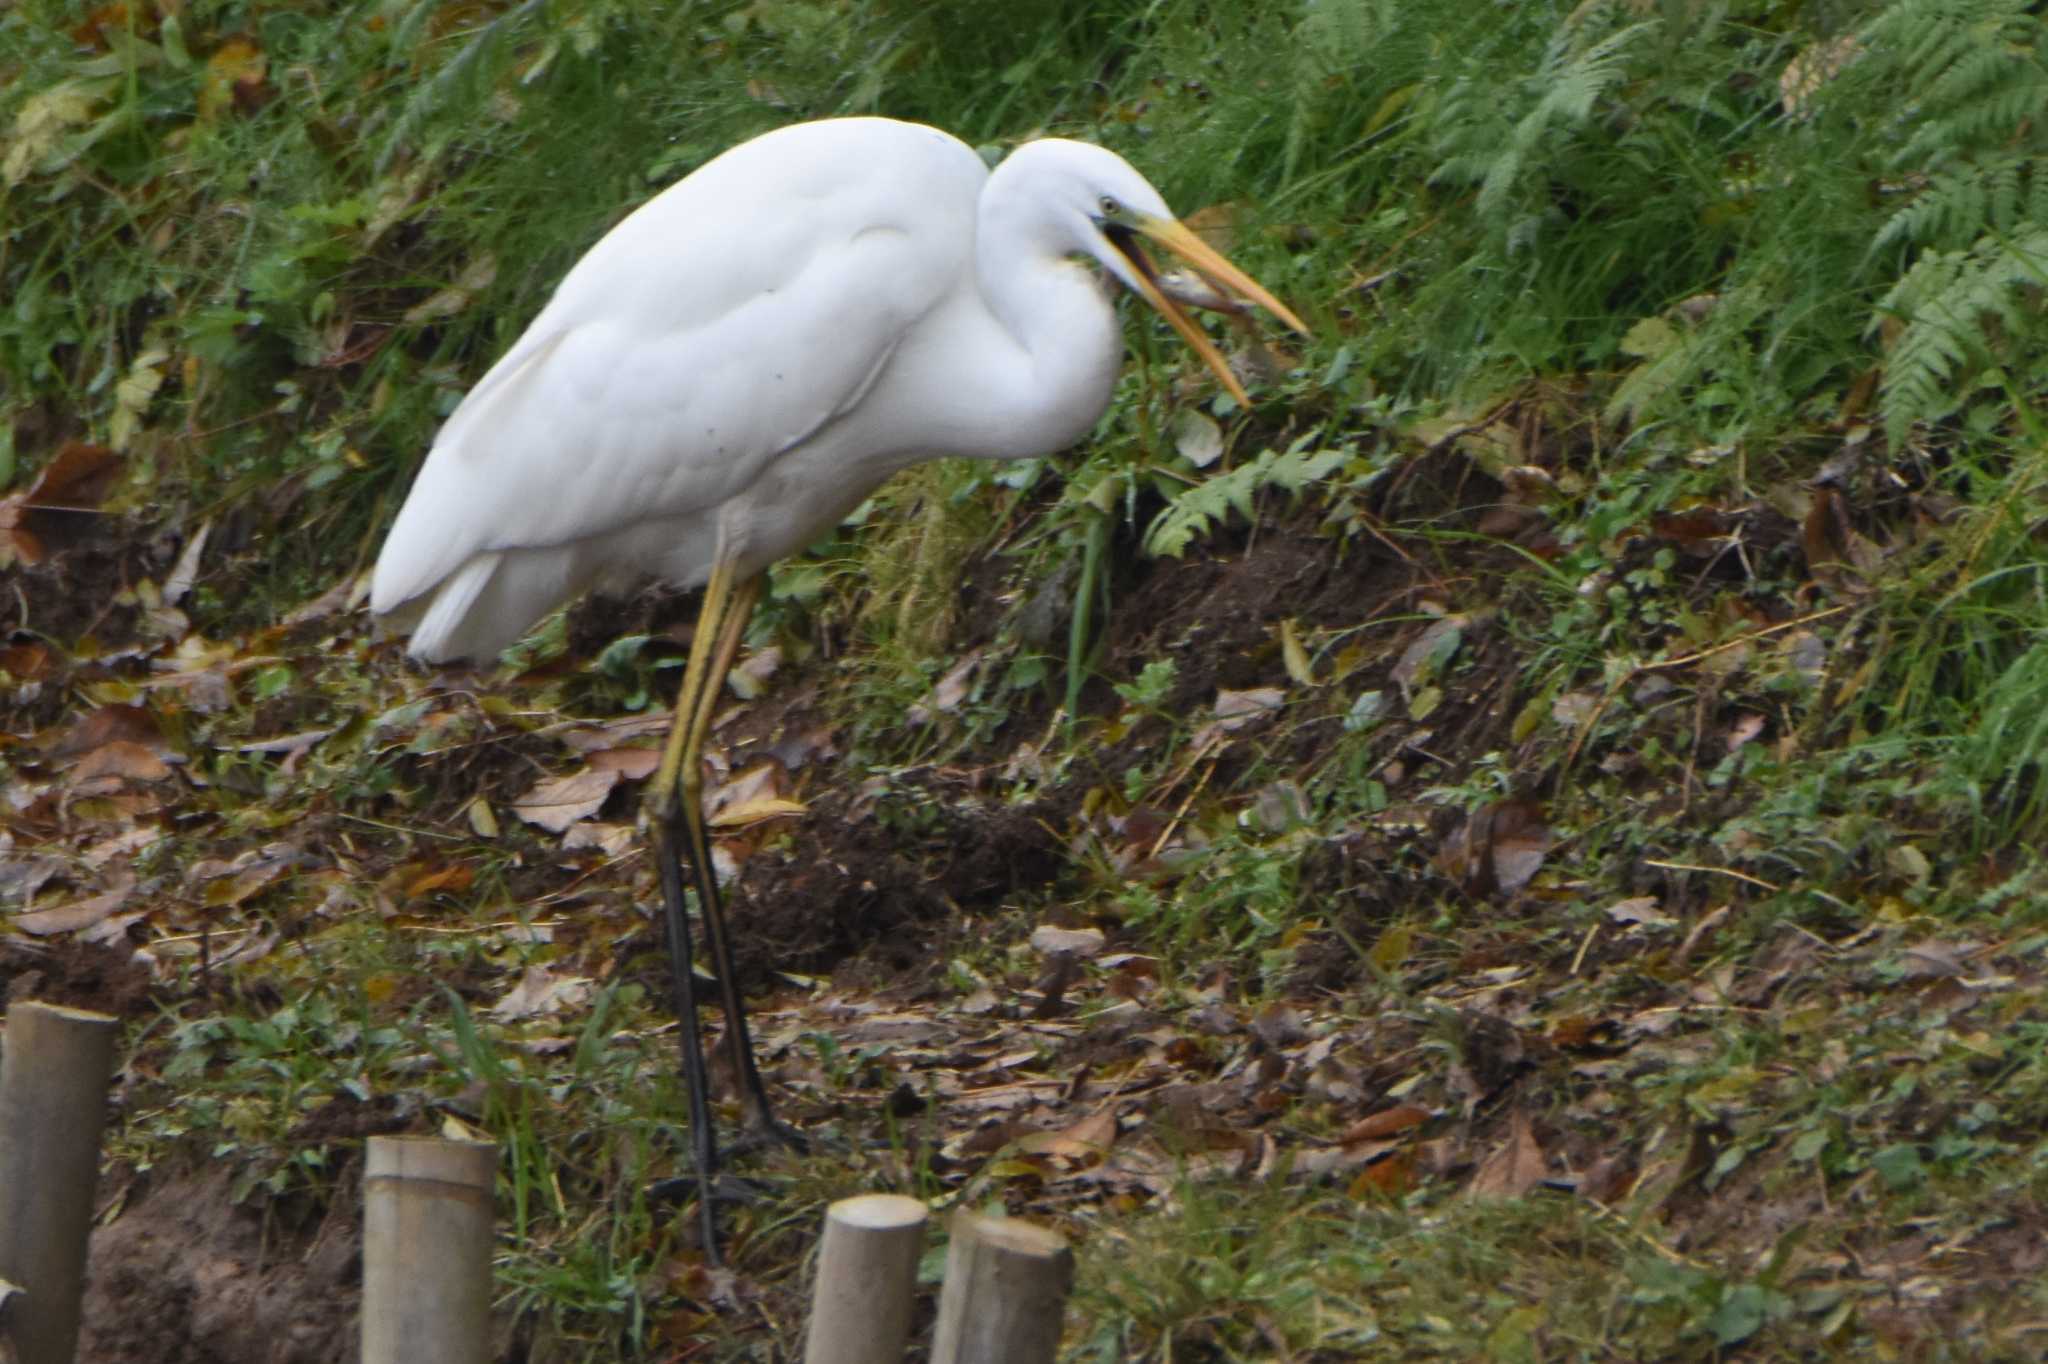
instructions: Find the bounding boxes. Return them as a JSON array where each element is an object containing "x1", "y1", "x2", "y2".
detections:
[
  {"x1": 404, "y1": 863, "x2": 475, "y2": 900},
  {"x1": 67, "y1": 739, "x2": 173, "y2": 787},
  {"x1": 1015, "y1": 1108, "x2": 1119, "y2": 1163},
  {"x1": 0, "y1": 642, "x2": 55, "y2": 681},
  {"x1": 1469, "y1": 1109, "x2": 1547, "y2": 1199},
  {"x1": 1436, "y1": 799, "x2": 1551, "y2": 897},
  {"x1": 586, "y1": 746, "x2": 661, "y2": 780},
  {"x1": 198, "y1": 852, "x2": 295, "y2": 909},
  {"x1": 42, "y1": 704, "x2": 166, "y2": 763},
  {"x1": 1340, "y1": 1104, "x2": 1432, "y2": 1143},
  {"x1": 1346, "y1": 1148, "x2": 1415, "y2": 1199},
  {"x1": 511, "y1": 766, "x2": 619, "y2": 833},
  {"x1": 1250, "y1": 1003, "x2": 1307, "y2": 1048},
  {"x1": 12, "y1": 869, "x2": 136, "y2": 936}
]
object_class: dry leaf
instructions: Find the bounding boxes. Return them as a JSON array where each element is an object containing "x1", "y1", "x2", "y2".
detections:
[
  {"x1": 562, "y1": 822, "x2": 635, "y2": 857},
  {"x1": 907, "y1": 652, "x2": 980, "y2": 725},
  {"x1": 1173, "y1": 409, "x2": 1224, "y2": 468},
  {"x1": 1341, "y1": 1104, "x2": 1433, "y2": 1143},
  {"x1": 1029, "y1": 925, "x2": 1106, "y2": 958},
  {"x1": 707, "y1": 795, "x2": 807, "y2": 829},
  {"x1": 512, "y1": 766, "x2": 619, "y2": 832},
  {"x1": 587, "y1": 746, "x2": 661, "y2": 780},
  {"x1": 1607, "y1": 897, "x2": 1676, "y2": 928},
  {"x1": 13, "y1": 868, "x2": 136, "y2": 936},
  {"x1": 491, "y1": 964, "x2": 594, "y2": 1021},
  {"x1": 1469, "y1": 1109, "x2": 1547, "y2": 1199}
]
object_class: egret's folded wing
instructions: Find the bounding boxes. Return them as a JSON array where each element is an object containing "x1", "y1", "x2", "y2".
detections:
[{"x1": 371, "y1": 119, "x2": 984, "y2": 631}]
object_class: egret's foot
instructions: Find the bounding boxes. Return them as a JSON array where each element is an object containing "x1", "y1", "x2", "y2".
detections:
[
  {"x1": 734, "y1": 1111, "x2": 809, "y2": 1157},
  {"x1": 645, "y1": 1169, "x2": 775, "y2": 1211}
]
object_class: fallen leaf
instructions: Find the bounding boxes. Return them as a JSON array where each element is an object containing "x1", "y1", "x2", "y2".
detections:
[
  {"x1": 1029, "y1": 925, "x2": 1106, "y2": 958},
  {"x1": 726, "y1": 645, "x2": 783, "y2": 700},
  {"x1": 1173, "y1": 408, "x2": 1224, "y2": 468},
  {"x1": 42, "y1": 703, "x2": 168, "y2": 763},
  {"x1": 562, "y1": 822, "x2": 635, "y2": 857},
  {"x1": 707, "y1": 795, "x2": 808, "y2": 829},
  {"x1": 512, "y1": 766, "x2": 618, "y2": 832},
  {"x1": 13, "y1": 869, "x2": 136, "y2": 936},
  {"x1": 1279, "y1": 618, "x2": 1316, "y2": 686},
  {"x1": 1726, "y1": 713, "x2": 1765, "y2": 752},
  {"x1": 1469, "y1": 1109, "x2": 1547, "y2": 1199},
  {"x1": 587, "y1": 746, "x2": 661, "y2": 780},
  {"x1": 1607, "y1": 897, "x2": 1676, "y2": 928},
  {"x1": 404, "y1": 863, "x2": 474, "y2": 900},
  {"x1": 491, "y1": 964, "x2": 594, "y2": 1021},
  {"x1": 907, "y1": 652, "x2": 981, "y2": 725},
  {"x1": 67, "y1": 739, "x2": 173, "y2": 787},
  {"x1": 1341, "y1": 1105, "x2": 1433, "y2": 1143},
  {"x1": 1392, "y1": 615, "x2": 1465, "y2": 696}
]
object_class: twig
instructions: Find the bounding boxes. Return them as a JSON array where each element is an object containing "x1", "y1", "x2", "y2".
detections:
[{"x1": 1643, "y1": 858, "x2": 1781, "y2": 893}]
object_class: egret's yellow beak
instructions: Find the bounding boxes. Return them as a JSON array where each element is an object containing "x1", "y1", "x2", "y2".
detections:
[{"x1": 1107, "y1": 216, "x2": 1310, "y2": 405}]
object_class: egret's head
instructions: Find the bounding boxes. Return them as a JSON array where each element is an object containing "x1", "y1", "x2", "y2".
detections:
[{"x1": 995, "y1": 138, "x2": 1308, "y2": 404}]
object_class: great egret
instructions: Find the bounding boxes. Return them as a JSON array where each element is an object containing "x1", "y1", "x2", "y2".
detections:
[{"x1": 370, "y1": 115, "x2": 1307, "y2": 1257}]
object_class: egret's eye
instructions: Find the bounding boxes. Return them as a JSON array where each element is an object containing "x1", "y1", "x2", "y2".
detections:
[{"x1": 1098, "y1": 195, "x2": 1122, "y2": 218}]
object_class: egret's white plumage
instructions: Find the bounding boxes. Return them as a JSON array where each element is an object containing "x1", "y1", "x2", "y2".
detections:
[{"x1": 370, "y1": 116, "x2": 1303, "y2": 660}]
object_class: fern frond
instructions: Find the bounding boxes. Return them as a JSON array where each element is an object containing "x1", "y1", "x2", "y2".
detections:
[
  {"x1": 1875, "y1": 225, "x2": 2048, "y2": 441},
  {"x1": 1144, "y1": 440, "x2": 1349, "y2": 558},
  {"x1": 1874, "y1": 157, "x2": 2039, "y2": 254}
]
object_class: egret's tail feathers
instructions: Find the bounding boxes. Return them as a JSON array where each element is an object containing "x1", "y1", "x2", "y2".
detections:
[{"x1": 394, "y1": 547, "x2": 589, "y2": 663}]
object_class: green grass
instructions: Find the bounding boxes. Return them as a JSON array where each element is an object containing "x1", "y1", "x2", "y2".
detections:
[{"x1": 10, "y1": 0, "x2": 2048, "y2": 1359}]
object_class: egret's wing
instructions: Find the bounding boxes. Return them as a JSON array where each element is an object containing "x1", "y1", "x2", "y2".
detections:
[{"x1": 371, "y1": 120, "x2": 983, "y2": 639}]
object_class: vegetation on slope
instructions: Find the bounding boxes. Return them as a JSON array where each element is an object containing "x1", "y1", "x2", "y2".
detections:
[{"x1": 5, "y1": 0, "x2": 2048, "y2": 1359}]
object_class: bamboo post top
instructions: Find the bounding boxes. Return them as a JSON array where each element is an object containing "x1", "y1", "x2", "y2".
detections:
[
  {"x1": 4, "y1": 1002, "x2": 119, "y2": 1026},
  {"x1": 364, "y1": 1134, "x2": 498, "y2": 1188},
  {"x1": 955, "y1": 1215, "x2": 1066, "y2": 1259},
  {"x1": 825, "y1": 1193, "x2": 928, "y2": 1231}
]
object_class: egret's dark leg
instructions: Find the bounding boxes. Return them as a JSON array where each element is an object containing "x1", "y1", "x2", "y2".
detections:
[
  {"x1": 646, "y1": 556, "x2": 787, "y2": 1261},
  {"x1": 649, "y1": 806, "x2": 721, "y2": 1256}
]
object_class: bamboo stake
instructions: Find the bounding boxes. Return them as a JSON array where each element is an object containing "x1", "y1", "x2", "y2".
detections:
[
  {"x1": 361, "y1": 1136, "x2": 497, "y2": 1364},
  {"x1": 929, "y1": 1210, "x2": 1074, "y2": 1364},
  {"x1": 803, "y1": 1194, "x2": 929, "y2": 1364},
  {"x1": 0, "y1": 1000, "x2": 119, "y2": 1364}
]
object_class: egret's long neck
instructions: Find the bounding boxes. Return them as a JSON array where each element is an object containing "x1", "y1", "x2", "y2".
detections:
[{"x1": 967, "y1": 185, "x2": 1123, "y2": 460}]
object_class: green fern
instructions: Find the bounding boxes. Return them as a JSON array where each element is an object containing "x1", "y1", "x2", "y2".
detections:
[
  {"x1": 1863, "y1": 0, "x2": 2048, "y2": 166},
  {"x1": 1144, "y1": 439, "x2": 1349, "y2": 559},
  {"x1": 1874, "y1": 158, "x2": 2043, "y2": 254},
  {"x1": 1873, "y1": 225, "x2": 2048, "y2": 441},
  {"x1": 1431, "y1": 18, "x2": 1654, "y2": 227}
]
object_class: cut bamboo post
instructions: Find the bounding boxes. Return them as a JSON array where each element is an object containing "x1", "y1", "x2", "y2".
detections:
[
  {"x1": 0, "y1": 999, "x2": 119, "y2": 1364},
  {"x1": 929, "y1": 1210, "x2": 1074, "y2": 1364},
  {"x1": 803, "y1": 1193, "x2": 929, "y2": 1364},
  {"x1": 361, "y1": 1135, "x2": 497, "y2": 1364}
]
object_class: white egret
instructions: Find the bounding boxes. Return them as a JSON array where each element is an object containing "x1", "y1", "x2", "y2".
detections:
[{"x1": 370, "y1": 115, "x2": 1307, "y2": 1257}]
